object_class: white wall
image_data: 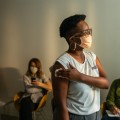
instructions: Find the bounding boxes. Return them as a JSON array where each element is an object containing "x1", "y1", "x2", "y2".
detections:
[{"x1": 0, "y1": 0, "x2": 120, "y2": 104}]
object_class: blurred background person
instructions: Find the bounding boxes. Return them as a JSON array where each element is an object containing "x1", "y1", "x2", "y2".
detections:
[
  {"x1": 19, "y1": 58, "x2": 52, "y2": 120},
  {"x1": 102, "y1": 78, "x2": 120, "y2": 120}
]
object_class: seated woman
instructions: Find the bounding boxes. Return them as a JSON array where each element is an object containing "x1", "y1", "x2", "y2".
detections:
[
  {"x1": 19, "y1": 58, "x2": 52, "y2": 120},
  {"x1": 102, "y1": 78, "x2": 120, "y2": 120}
]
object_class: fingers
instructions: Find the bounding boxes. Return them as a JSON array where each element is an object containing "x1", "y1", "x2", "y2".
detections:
[
  {"x1": 55, "y1": 68, "x2": 70, "y2": 79},
  {"x1": 31, "y1": 80, "x2": 37, "y2": 83},
  {"x1": 115, "y1": 107, "x2": 120, "y2": 115},
  {"x1": 68, "y1": 63, "x2": 75, "y2": 69},
  {"x1": 31, "y1": 80, "x2": 38, "y2": 85},
  {"x1": 55, "y1": 68, "x2": 63, "y2": 77},
  {"x1": 54, "y1": 63, "x2": 75, "y2": 79},
  {"x1": 112, "y1": 106, "x2": 120, "y2": 115}
]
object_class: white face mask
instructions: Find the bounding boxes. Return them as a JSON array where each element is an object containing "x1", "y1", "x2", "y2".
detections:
[
  {"x1": 80, "y1": 35, "x2": 92, "y2": 48},
  {"x1": 69, "y1": 35, "x2": 92, "y2": 50},
  {"x1": 30, "y1": 67, "x2": 38, "y2": 74}
]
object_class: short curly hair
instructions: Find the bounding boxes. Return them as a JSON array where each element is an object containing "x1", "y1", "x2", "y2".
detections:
[{"x1": 59, "y1": 14, "x2": 86, "y2": 38}]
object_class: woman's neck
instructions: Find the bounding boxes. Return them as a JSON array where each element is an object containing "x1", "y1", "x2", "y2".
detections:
[
  {"x1": 31, "y1": 74, "x2": 36, "y2": 77},
  {"x1": 67, "y1": 49, "x2": 85, "y2": 63},
  {"x1": 67, "y1": 49, "x2": 83, "y2": 56}
]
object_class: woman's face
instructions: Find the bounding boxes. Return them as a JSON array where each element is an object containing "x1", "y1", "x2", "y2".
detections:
[
  {"x1": 30, "y1": 62, "x2": 36, "y2": 68},
  {"x1": 70, "y1": 21, "x2": 90, "y2": 42},
  {"x1": 30, "y1": 62, "x2": 38, "y2": 74},
  {"x1": 69, "y1": 21, "x2": 92, "y2": 50},
  {"x1": 76, "y1": 20, "x2": 90, "y2": 33}
]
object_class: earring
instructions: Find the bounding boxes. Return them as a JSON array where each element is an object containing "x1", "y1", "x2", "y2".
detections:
[{"x1": 70, "y1": 42, "x2": 76, "y2": 51}]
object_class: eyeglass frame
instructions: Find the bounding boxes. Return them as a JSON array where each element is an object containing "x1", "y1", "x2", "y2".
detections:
[{"x1": 69, "y1": 28, "x2": 92, "y2": 41}]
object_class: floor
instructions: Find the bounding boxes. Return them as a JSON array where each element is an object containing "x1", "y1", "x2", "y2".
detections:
[{"x1": 0, "y1": 93, "x2": 53, "y2": 120}]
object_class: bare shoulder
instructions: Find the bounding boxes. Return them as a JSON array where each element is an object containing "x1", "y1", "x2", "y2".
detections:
[
  {"x1": 51, "y1": 61, "x2": 64, "y2": 74},
  {"x1": 96, "y1": 56, "x2": 107, "y2": 78},
  {"x1": 51, "y1": 61, "x2": 68, "y2": 84}
]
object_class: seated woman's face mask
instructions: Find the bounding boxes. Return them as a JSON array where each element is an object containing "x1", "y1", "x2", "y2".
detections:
[{"x1": 30, "y1": 67, "x2": 38, "y2": 74}]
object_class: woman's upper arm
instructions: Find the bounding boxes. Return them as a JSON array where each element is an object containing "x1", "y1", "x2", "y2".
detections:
[
  {"x1": 51, "y1": 62, "x2": 69, "y2": 107},
  {"x1": 96, "y1": 56, "x2": 107, "y2": 78},
  {"x1": 23, "y1": 75, "x2": 32, "y2": 86}
]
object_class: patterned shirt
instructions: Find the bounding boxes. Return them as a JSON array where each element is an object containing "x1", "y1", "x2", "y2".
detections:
[{"x1": 106, "y1": 79, "x2": 120, "y2": 109}]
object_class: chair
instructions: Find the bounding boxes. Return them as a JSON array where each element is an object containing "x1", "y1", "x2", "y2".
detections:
[
  {"x1": 100, "y1": 102, "x2": 107, "y2": 118},
  {"x1": 13, "y1": 91, "x2": 24, "y2": 111},
  {"x1": 32, "y1": 90, "x2": 48, "y2": 120},
  {"x1": 13, "y1": 90, "x2": 49, "y2": 120}
]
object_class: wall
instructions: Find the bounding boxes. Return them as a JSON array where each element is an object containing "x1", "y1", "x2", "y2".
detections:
[{"x1": 0, "y1": 0, "x2": 120, "y2": 119}]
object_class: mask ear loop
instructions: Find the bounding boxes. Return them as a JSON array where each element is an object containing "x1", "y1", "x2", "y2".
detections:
[{"x1": 70, "y1": 42, "x2": 76, "y2": 51}]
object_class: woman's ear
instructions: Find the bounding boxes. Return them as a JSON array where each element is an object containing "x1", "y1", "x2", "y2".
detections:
[
  {"x1": 69, "y1": 36, "x2": 75, "y2": 43},
  {"x1": 69, "y1": 42, "x2": 76, "y2": 51}
]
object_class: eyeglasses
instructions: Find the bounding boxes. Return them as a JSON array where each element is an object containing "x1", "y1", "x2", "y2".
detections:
[{"x1": 70, "y1": 28, "x2": 92, "y2": 38}]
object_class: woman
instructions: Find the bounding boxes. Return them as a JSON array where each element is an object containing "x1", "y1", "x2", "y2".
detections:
[
  {"x1": 51, "y1": 14, "x2": 109, "y2": 120},
  {"x1": 19, "y1": 58, "x2": 52, "y2": 120},
  {"x1": 102, "y1": 78, "x2": 120, "y2": 120}
]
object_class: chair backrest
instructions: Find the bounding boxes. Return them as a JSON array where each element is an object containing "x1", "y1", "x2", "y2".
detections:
[
  {"x1": 13, "y1": 90, "x2": 49, "y2": 112},
  {"x1": 100, "y1": 102, "x2": 107, "y2": 117},
  {"x1": 13, "y1": 91, "x2": 24, "y2": 111},
  {"x1": 34, "y1": 90, "x2": 49, "y2": 111}
]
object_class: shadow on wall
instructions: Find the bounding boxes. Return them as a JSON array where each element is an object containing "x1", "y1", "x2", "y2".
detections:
[{"x1": 0, "y1": 67, "x2": 24, "y2": 103}]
